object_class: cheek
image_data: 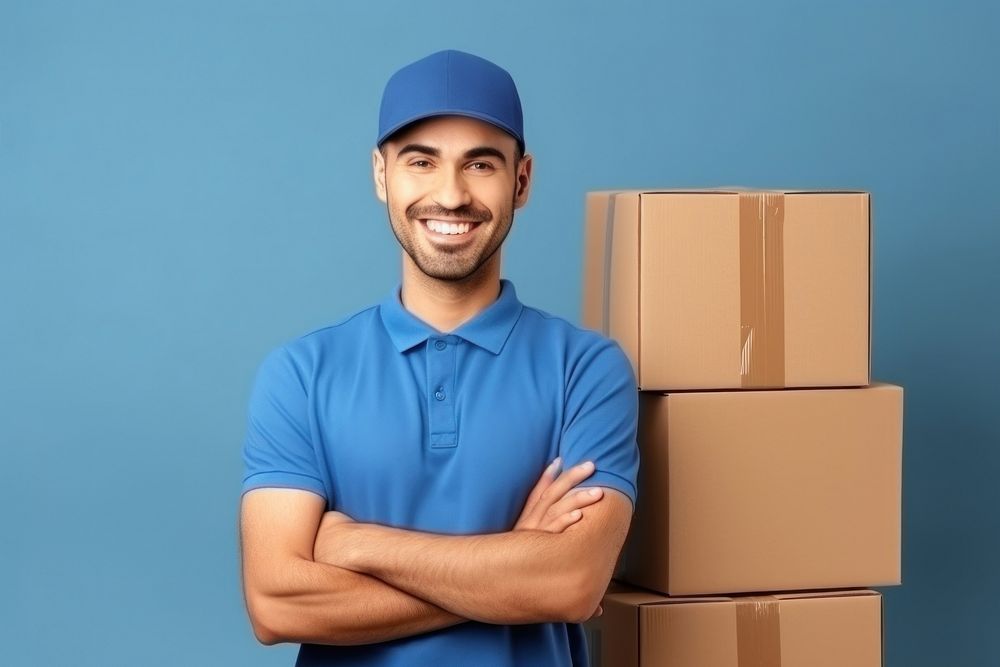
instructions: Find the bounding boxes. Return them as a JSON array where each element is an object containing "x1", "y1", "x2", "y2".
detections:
[
  {"x1": 475, "y1": 181, "x2": 517, "y2": 211},
  {"x1": 385, "y1": 184, "x2": 418, "y2": 218}
]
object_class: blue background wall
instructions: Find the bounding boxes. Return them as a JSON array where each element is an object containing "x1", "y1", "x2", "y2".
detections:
[{"x1": 2, "y1": 1, "x2": 997, "y2": 665}]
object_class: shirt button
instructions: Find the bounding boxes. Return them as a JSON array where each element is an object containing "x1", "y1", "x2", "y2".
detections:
[
  {"x1": 434, "y1": 340, "x2": 447, "y2": 351},
  {"x1": 434, "y1": 388, "x2": 446, "y2": 401}
]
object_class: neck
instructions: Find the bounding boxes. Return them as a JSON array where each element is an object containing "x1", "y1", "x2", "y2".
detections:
[{"x1": 400, "y1": 254, "x2": 502, "y2": 333}]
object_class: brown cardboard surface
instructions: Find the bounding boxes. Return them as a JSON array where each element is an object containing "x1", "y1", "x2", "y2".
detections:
[
  {"x1": 595, "y1": 585, "x2": 882, "y2": 667},
  {"x1": 582, "y1": 191, "x2": 612, "y2": 335},
  {"x1": 581, "y1": 189, "x2": 871, "y2": 390},
  {"x1": 609, "y1": 193, "x2": 642, "y2": 369},
  {"x1": 639, "y1": 192, "x2": 740, "y2": 389},
  {"x1": 782, "y1": 193, "x2": 870, "y2": 385},
  {"x1": 778, "y1": 593, "x2": 883, "y2": 667},
  {"x1": 620, "y1": 384, "x2": 903, "y2": 595}
]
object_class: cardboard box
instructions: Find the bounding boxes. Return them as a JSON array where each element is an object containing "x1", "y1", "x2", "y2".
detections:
[
  {"x1": 619, "y1": 383, "x2": 903, "y2": 595},
  {"x1": 582, "y1": 190, "x2": 871, "y2": 390},
  {"x1": 589, "y1": 585, "x2": 883, "y2": 667}
]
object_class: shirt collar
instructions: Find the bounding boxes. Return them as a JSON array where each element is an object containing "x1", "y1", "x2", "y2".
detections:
[{"x1": 379, "y1": 279, "x2": 524, "y2": 355}]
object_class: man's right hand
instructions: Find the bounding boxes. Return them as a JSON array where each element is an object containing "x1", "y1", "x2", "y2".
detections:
[{"x1": 514, "y1": 458, "x2": 605, "y2": 534}]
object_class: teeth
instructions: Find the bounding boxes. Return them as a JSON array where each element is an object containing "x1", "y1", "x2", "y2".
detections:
[{"x1": 426, "y1": 220, "x2": 472, "y2": 235}]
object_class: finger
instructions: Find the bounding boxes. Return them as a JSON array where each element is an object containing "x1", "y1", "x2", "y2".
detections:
[
  {"x1": 523, "y1": 462, "x2": 597, "y2": 529},
  {"x1": 540, "y1": 508, "x2": 584, "y2": 533},
  {"x1": 538, "y1": 460, "x2": 596, "y2": 507},
  {"x1": 543, "y1": 487, "x2": 604, "y2": 524},
  {"x1": 539, "y1": 488, "x2": 603, "y2": 532},
  {"x1": 521, "y1": 457, "x2": 561, "y2": 516},
  {"x1": 514, "y1": 458, "x2": 561, "y2": 529}
]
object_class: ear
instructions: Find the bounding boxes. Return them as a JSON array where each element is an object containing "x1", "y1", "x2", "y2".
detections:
[
  {"x1": 513, "y1": 153, "x2": 533, "y2": 210},
  {"x1": 372, "y1": 148, "x2": 387, "y2": 203}
]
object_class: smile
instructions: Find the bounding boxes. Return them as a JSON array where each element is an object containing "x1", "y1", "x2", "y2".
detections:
[{"x1": 422, "y1": 219, "x2": 481, "y2": 236}]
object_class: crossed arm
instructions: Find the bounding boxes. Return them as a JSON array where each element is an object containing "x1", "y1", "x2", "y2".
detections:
[{"x1": 240, "y1": 460, "x2": 633, "y2": 646}]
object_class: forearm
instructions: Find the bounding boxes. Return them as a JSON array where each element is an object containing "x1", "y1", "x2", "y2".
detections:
[
  {"x1": 247, "y1": 557, "x2": 465, "y2": 646},
  {"x1": 332, "y1": 523, "x2": 598, "y2": 625}
]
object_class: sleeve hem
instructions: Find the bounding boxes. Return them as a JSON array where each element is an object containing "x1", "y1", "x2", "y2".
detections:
[
  {"x1": 577, "y1": 470, "x2": 636, "y2": 509},
  {"x1": 241, "y1": 471, "x2": 328, "y2": 501}
]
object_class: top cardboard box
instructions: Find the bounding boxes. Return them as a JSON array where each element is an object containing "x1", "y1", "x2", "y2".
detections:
[{"x1": 582, "y1": 190, "x2": 871, "y2": 390}]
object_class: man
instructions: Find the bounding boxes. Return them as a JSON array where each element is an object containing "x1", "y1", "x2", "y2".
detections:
[{"x1": 240, "y1": 50, "x2": 638, "y2": 666}]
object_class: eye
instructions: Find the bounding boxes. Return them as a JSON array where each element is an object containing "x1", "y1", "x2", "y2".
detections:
[
  {"x1": 467, "y1": 161, "x2": 495, "y2": 172},
  {"x1": 409, "y1": 159, "x2": 433, "y2": 168}
]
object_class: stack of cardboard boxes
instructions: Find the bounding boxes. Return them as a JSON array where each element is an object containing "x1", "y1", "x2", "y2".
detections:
[{"x1": 581, "y1": 190, "x2": 903, "y2": 667}]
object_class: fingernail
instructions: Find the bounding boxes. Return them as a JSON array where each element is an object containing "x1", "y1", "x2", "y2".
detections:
[
  {"x1": 578, "y1": 461, "x2": 595, "y2": 471},
  {"x1": 589, "y1": 488, "x2": 602, "y2": 497},
  {"x1": 549, "y1": 457, "x2": 562, "y2": 472}
]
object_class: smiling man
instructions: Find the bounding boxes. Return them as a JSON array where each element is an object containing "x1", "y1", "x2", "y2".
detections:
[{"x1": 239, "y1": 50, "x2": 639, "y2": 666}]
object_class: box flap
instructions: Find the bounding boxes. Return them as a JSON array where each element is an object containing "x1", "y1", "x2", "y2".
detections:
[{"x1": 771, "y1": 589, "x2": 880, "y2": 601}]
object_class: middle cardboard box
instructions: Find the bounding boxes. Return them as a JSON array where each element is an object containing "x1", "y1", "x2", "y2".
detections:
[{"x1": 618, "y1": 383, "x2": 903, "y2": 596}]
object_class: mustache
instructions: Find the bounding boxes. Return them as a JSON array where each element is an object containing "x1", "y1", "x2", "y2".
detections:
[{"x1": 407, "y1": 203, "x2": 491, "y2": 223}]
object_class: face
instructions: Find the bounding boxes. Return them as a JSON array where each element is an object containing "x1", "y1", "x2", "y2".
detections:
[{"x1": 373, "y1": 115, "x2": 532, "y2": 283}]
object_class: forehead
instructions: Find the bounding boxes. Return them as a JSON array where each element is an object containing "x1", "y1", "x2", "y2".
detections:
[{"x1": 384, "y1": 115, "x2": 518, "y2": 156}]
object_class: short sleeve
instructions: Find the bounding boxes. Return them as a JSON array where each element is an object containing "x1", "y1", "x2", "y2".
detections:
[
  {"x1": 241, "y1": 345, "x2": 328, "y2": 500},
  {"x1": 560, "y1": 338, "x2": 639, "y2": 507}
]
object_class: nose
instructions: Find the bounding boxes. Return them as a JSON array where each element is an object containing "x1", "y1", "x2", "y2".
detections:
[{"x1": 431, "y1": 166, "x2": 473, "y2": 211}]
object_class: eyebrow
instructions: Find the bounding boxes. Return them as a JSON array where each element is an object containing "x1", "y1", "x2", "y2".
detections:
[
  {"x1": 395, "y1": 144, "x2": 508, "y2": 165},
  {"x1": 397, "y1": 143, "x2": 440, "y2": 158},
  {"x1": 462, "y1": 146, "x2": 508, "y2": 164}
]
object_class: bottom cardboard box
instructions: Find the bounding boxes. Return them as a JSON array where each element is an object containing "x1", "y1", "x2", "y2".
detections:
[{"x1": 584, "y1": 585, "x2": 882, "y2": 667}]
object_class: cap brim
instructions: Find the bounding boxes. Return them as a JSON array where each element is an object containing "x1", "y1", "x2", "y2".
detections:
[{"x1": 377, "y1": 109, "x2": 524, "y2": 151}]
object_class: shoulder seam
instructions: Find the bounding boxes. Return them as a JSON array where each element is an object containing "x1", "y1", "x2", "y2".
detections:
[
  {"x1": 297, "y1": 304, "x2": 380, "y2": 341},
  {"x1": 521, "y1": 305, "x2": 608, "y2": 338}
]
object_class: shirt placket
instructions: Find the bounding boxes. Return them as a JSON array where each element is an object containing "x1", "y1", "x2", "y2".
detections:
[{"x1": 427, "y1": 336, "x2": 458, "y2": 448}]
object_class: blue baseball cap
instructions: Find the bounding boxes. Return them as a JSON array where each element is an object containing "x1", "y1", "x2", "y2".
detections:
[{"x1": 377, "y1": 50, "x2": 525, "y2": 152}]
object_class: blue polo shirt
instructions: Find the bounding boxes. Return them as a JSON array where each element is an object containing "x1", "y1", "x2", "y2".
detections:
[{"x1": 242, "y1": 279, "x2": 638, "y2": 667}]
